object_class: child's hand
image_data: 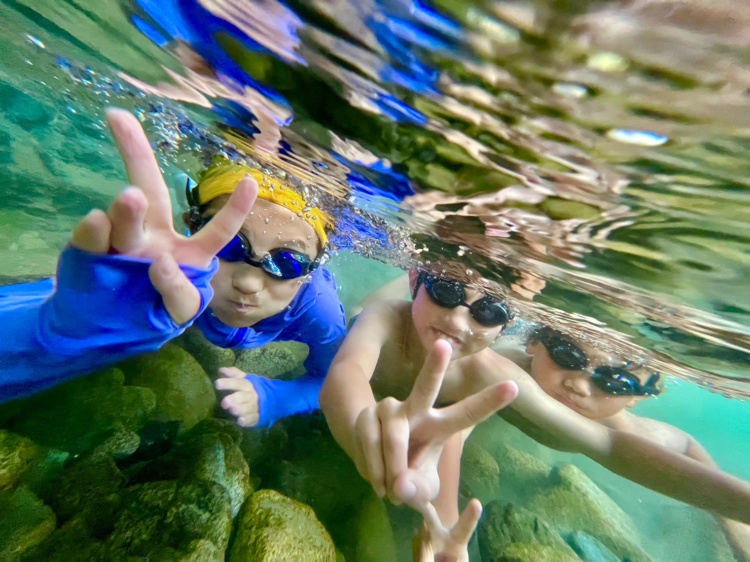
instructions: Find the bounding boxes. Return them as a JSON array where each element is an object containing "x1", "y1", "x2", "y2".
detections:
[
  {"x1": 352, "y1": 340, "x2": 518, "y2": 508},
  {"x1": 70, "y1": 109, "x2": 257, "y2": 324},
  {"x1": 215, "y1": 367, "x2": 261, "y2": 427},
  {"x1": 416, "y1": 499, "x2": 482, "y2": 562}
]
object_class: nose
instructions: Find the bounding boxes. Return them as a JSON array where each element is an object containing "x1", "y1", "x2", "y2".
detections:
[
  {"x1": 231, "y1": 263, "x2": 265, "y2": 295},
  {"x1": 563, "y1": 373, "x2": 592, "y2": 397},
  {"x1": 442, "y1": 305, "x2": 472, "y2": 334}
]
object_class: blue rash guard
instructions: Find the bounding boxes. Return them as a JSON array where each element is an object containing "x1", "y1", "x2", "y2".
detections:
[{"x1": 0, "y1": 246, "x2": 346, "y2": 428}]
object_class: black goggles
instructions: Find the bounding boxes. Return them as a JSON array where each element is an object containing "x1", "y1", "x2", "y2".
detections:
[
  {"x1": 417, "y1": 272, "x2": 513, "y2": 328},
  {"x1": 198, "y1": 218, "x2": 320, "y2": 280},
  {"x1": 538, "y1": 331, "x2": 660, "y2": 397}
]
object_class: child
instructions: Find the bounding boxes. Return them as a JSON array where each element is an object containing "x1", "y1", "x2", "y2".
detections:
[
  {"x1": 515, "y1": 326, "x2": 750, "y2": 561},
  {"x1": 0, "y1": 109, "x2": 346, "y2": 428},
  {"x1": 320, "y1": 269, "x2": 750, "y2": 559}
]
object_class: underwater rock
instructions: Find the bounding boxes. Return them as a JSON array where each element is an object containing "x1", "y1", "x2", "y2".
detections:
[
  {"x1": 175, "y1": 326, "x2": 236, "y2": 378},
  {"x1": 44, "y1": 454, "x2": 127, "y2": 535},
  {"x1": 234, "y1": 341, "x2": 309, "y2": 380},
  {"x1": 228, "y1": 489, "x2": 336, "y2": 562},
  {"x1": 0, "y1": 430, "x2": 45, "y2": 491},
  {"x1": 106, "y1": 479, "x2": 233, "y2": 559},
  {"x1": 7, "y1": 90, "x2": 54, "y2": 130},
  {"x1": 460, "y1": 442, "x2": 501, "y2": 504},
  {"x1": 0, "y1": 486, "x2": 56, "y2": 560},
  {"x1": 352, "y1": 491, "x2": 399, "y2": 562},
  {"x1": 528, "y1": 463, "x2": 653, "y2": 562},
  {"x1": 566, "y1": 531, "x2": 620, "y2": 562},
  {"x1": 121, "y1": 344, "x2": 215, "y2": 430},
  {"x1": 126, "y1": 419, "x2": 251, "y2": 517},
  {"x1": 494, "y1": 443, "x2": 551, "y2": 492},
  {"x1": 478, "y1": 502, "x2": 578, "y2": 561},
  {"x1": 494, "y1": 543, "x2": 582, "y2": 562},
  {"x1": 20, "y1": 517, "x2": 106, "y2": 562},
  {"x1": 4, "y1": 368, "x2": 155, "y2": 455}
]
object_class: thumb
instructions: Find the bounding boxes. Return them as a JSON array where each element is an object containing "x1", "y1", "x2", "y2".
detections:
[{"x1": 148, "y1": 253, "x2": 201, "y2": 325}]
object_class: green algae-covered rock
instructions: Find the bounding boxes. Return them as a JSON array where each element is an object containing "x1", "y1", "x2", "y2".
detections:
[
  {"x1": 127, "y1": 419, "x2": 252, "y2": 517},
  {"x1": 122, "y1": 344, "x2": 215, "y2": 430},
  {"x1": 4, "y1": 368, "x2": 155, "y2": 455},
  {"x1": 0, "y1": 430, "x2": 48, "y2": 491},
  {"x1": 45, "y1": 455, "x2": 126, "y2": 535},
  {"x1": 352, "y1": 491, "x2": 398, "y2": 562},
  {"x1": 229, "y1": 489, "x2": 336, "y2": 562},
  {"x1": 175, "y1": 326, "x2": 236, "y2": 378},
  {"x1": 20, "y1": 517, "x2": 106, "y2": 562},
  {"x1": 528, "y1": 464, "x2": 653, "y2": 562},
  {"x1": 494, "y1": 443, "x2": 551, "y2": 493},
  {"x1": 496, "y1": 543, "x2": 582, "y2": 562},
  {"x1": 566, "y1": 531, "x2": 620, "y2": 562},
  {"x1": 106, "y1": 479, "x2": 233, "y2": 559},
  {"x1": 460, "y1": 442, "x2": 500, "y2": 504},
  {"x1": 234, "y1": 341, "x2": 309, "y2": 379},
  {"x1": 478, "y1": 502, "x2": 578, "y2": 561},
  {"x1": 0, "y1": 486, "x2": 56, "y2": 559}
]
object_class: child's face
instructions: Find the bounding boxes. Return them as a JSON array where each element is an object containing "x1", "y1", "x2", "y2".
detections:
[
  {"x1": 208, "y1": 198, "x2": 320, "y2": 328},
  {"x1": 410, "y1": 274, "x2": 505, "y2": 360},
  {"x1": 526, "y1": 336, "x2": 652, "y2": 420}
]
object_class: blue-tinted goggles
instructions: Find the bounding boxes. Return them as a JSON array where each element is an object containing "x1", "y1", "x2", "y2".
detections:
[{"x1": 216, "y1": 232, "x2": 319, "y2": 280}]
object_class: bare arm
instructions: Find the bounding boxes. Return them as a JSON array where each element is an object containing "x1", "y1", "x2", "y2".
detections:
[
  {"x1": 484, "y1": 354, "x2": 750, "y2": 524},
  {"x1": 320, "y1": 301, "x2": 399, "y2": 460}
]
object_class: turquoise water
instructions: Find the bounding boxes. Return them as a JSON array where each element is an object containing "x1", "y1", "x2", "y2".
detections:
[{"x1": 1, "y1": 0, "x2": 750, "y2": 560}]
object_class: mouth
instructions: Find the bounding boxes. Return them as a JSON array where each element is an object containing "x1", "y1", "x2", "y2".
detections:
[
  {"x1": 431, "y1": 327, "x2": 463, "y2": 349},
  {"x1": 554, "y1": 393, "x2": 582, "y2": 411},
  {"x1": 228, "y1": 300, "x2": 260, "y2": 313}
]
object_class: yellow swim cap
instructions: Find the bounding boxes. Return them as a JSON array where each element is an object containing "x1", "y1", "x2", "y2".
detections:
[{"x1": 196, "y1": 160, "x2": 330, "y2": 247}]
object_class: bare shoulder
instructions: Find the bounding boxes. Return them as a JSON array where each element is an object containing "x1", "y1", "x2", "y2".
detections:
[
  {"x1": 358, "y1": 298, "x2": 410, "y2": 327},
  {"x1": 626, "y1": 413, "x2": 692, "y2": 452}
]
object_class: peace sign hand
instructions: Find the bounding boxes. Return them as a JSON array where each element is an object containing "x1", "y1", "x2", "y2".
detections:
[
  {"x1": 352, "y1": 339, "x2": 518, "y2": 509},
  {"x1": 417, "y1": 500, "x2": 483, "y2": 562},
  {"x1": 70, "y1": 109, "x2": 257, "y2": 324}
]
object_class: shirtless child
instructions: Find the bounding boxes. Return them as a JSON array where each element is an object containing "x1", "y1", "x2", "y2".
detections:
[{"x1": 321, "y1": 269, "x2": 750, "y2": 560}]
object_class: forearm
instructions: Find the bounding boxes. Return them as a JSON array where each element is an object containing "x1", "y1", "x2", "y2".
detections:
[
  {"x1": 320, "y1": 361, "x2": 378, "y2": 460},
  {"x1": 594, "y1": 431, "x2": 750, "y2": 524}
]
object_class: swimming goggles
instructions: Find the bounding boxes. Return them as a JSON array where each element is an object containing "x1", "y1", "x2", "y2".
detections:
[
  {"x1": 417, "y1": 272, "x2": 513, "y2": 328},
  {"x1": 198, "y1": 218, "x2": 320, "y2": 280},
  {"x1": 537, "y1": 330, "x2": 660, "y2": 397}
]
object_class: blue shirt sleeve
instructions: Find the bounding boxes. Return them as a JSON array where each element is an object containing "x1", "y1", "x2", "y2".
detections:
[
  {"x1": 242, "y1": 268, "x2": 347, "y2": 427},
  {"x1": 0, "y1": 246, "x2": 218, "y2": 401}
]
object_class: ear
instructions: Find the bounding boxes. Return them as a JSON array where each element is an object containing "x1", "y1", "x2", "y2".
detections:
[{"x1": 408, "y1": 269, "x2": 420, "y2": 300}]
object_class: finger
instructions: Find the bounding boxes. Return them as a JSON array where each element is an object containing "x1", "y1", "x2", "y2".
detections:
[
  {"x1": 394, "y1": 469, "x2": 436, "y2": 510},
  {"x1": 148, "y1": 253, "x2": 201, "y2": 325},
  {"x1": 378, "y1": 401, "x2": 409, "y2": 502},
  {"x1": 107, "y1": 108, "x2": 171, "y2": 225},
  {"x1": 221, "y1": 392, "x2": 253, "y2": 410},
  {"x1": 450, "y1": 499, "x2": 482, "y2": 546},
  {"x1": 108, "y1": 187, "x2": 147, "y2": 254},
  {"x1": 218, "y1": 366, "x2": 249, "y2": 379},
  {"x1": 420, "y1": 501, "x2": 445, "y2": 536},
  {"x1": 190, "y1": 176, "x2": 258, "y2": 258},
  {"x1": 406, "y1": 339, "x2": 453, "y2": 415},
  {"x1": 215, "y1": 377, "x2": 254, "y2": 393},
  {"x1": 70, "y1": 209, "x2": 111, "y2": 253},
  {"x1": 436, "y1": 381, "x2": 518, "y2": 437},
  {"x1": 238, "y1": 414, "x2": 260, "y2": 427},
  {"x1": 355, "y1": 408, "x2": 387, "y2": 498}
]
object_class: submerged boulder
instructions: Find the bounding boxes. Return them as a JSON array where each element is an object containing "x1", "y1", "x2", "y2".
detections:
[
  {"x1": 0, "y1": 430, "x2": 68, "y2": 492},
  {"x1": 106, "y1": 479, "x2": 233, "y2": 560},
  {"x1": 229, "y1": 489, "x2": 336, "y2": 562},
  {"x1": 175, "y1": 327, "x2": 236, "y2": 378},
  {"x1": 122, "y1": 344, "x2": 215, "y2": 430},
  {"x1": 127, "y1": 419, "x2": 252, "y2": 517},
  {"x1": 460, "y1": 442, "x2": 500, "y2": 504},
  {"x1": 566, "y1": 531, "x2": 620, "y2": 562},
  {"x1": 3, "y1": 368, "x2": 155, "y2": 455},
  {"x1": 234, "y1": 341, "x2": 309, "y2": 379},
  {"x1": 528, "y1": 463, "x2": 653, "y2": 562},
  {"x1": 0, "y1": 486, "x2": 56, "y2": 560},
  {"x1": 478, "y1": 502, "x2": 578, "y2": 562}
]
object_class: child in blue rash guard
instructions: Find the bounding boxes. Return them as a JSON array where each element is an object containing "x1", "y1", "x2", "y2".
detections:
[{"x1": 0, "y1": 109, "x2": 345, "y2": 429}]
